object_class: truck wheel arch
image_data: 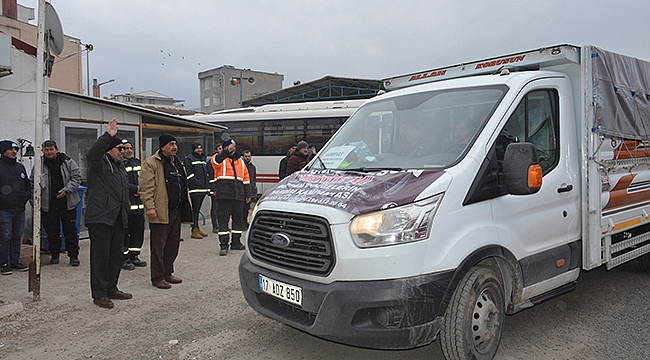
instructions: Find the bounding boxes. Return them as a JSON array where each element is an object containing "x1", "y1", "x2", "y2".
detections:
[{"x1": 438, "y1": 246, "x2": 523, "y2": 319}]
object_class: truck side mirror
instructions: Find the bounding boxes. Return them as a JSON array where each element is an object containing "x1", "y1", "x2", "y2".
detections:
[{"x1": 502, "y1": 142, "x2": 542, "y2": 195}]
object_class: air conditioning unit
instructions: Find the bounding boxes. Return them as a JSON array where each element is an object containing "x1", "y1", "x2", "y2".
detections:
[{"x1": 0, "y1": 33, "x2": 13, "y2": 78}]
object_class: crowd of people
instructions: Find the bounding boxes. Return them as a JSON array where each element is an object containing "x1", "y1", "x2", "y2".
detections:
[{"x1": 0, "y1": 118, "x2": 260, "y2": 309}]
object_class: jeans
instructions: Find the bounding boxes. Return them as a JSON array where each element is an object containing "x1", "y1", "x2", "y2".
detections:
[{"x1": 0, "y1": 209, "x2": 26, "y2": 267}]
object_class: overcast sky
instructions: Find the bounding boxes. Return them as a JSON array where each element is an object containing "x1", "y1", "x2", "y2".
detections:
[{"x1": 19, "y1": 0, "x2": 650, "y2": 110}]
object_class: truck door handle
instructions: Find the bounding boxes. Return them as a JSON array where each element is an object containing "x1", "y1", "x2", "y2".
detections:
[{"x1": 557, "y1": 184, "x2": 573, "y2": 193}]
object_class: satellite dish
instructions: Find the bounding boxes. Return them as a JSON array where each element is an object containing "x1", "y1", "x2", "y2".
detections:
[{"x1": 45, "y1": 3, "x2": 64, "y2": 56}]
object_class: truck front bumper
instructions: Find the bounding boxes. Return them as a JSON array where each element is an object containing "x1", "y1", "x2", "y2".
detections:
[{"x1": 239, "y1": 255, "x2": 454, "y2": 349}]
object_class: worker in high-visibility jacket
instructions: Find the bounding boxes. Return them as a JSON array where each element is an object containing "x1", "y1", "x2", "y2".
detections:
[
  {"x1": 211, "y1": 138, "x2": 254, "y2": 256},
  {"x1": 121, "y1": 139, "x2": 147, "y2": 270},
  {"x1": 184, "y1": 143, "x2": 211, "y2": 239}
]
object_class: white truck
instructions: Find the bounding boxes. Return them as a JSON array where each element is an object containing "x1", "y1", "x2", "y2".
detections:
[{"x1": 238, "y1": 44, "x2": 650, "y2": 360}]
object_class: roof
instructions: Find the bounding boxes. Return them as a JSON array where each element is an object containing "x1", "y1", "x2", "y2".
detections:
[
  {"x1": 50, "y1": 89, "x2": 225, "y2": 131},
  {"x1": 129, "y1": 103, "x2": 204, "y2": 116},
  {"x1": 242, "y1": 76, "x2": 383, "y2": 106}
]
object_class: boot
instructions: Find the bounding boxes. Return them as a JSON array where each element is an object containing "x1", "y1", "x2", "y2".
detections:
[
  {"x1": 191, "y1": 228, "x2": 203, "y2": 239},
  {"x1": 197, "y1": 227, "x2": 208, "y2": 237}
]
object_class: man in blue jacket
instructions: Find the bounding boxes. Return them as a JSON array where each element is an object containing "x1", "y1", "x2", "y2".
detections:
[
  {"x1": 0, "y1": 140, "x2": 31, "y2": 275},
  {"x1": 85, "y1": 118, "x2": 132, "y2": 308}
]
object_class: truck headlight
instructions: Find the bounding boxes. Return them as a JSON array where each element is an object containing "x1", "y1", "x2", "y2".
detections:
[{"x1": 350, "y1": 194, "x2": 443, "y2": 248}]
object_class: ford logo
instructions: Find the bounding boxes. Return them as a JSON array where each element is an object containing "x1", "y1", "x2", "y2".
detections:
[{"x1": 270, "y1": 233, "x2": 291, "y2": 248}]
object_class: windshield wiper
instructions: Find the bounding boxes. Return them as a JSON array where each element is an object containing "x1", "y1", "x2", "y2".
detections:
[{"x1": 344, "y1": 167, "x2": 403, "y2": 172}]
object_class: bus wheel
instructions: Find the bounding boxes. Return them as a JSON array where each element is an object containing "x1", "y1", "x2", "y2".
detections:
[
  {"x1": 440, "y1": 266, "x2": 505, "y2": 360},
  {"x1": 638, "y1": 253, "x2": 650, "y2": 273}
]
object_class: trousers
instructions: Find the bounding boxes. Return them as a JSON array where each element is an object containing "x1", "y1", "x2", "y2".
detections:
[
  {"x1": 190, "y1": 192, "x2": 206, "y2": 229},
  {"x1": 124, "y1": 212, "x2": 145, "y2": 260},
  {"x1": 149, "y1": 208, "x2": 181, "y2": 284},
  {"x1": 0, "y1": 209, "x2": 25, "y2": 267},
  {"x1": 216, "y1": 199, "x2": 244, "y2": 249},
  {"x1": 89, "y1": 219, "x2": 125, "y2": 299},
  {"x1": 42, "y1": 208, "x2": 79, "y2": 258}
]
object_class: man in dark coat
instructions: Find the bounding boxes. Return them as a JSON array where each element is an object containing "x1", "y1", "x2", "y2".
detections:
[
  {"x1": 286, "y1": 140, "x2": 311, "y2": 176},
  {"x1": 184, "y1": 143, "x2": 211, "y2": 239},
  {"x1": 121, "y1": 139, "x2": 147, "y2": 270},
  {"x1": 85, "y1": 118, "x2": 132, "y2": 308},
  {"x1": 242, "y1": 150, "x2": 256, "y2": 228},
  {"x1": 0, "y1": 140, "x2": 31, "y2": 275},
  {"x1": 278, "y1": 142, "x2": 297, "y2": 180}
]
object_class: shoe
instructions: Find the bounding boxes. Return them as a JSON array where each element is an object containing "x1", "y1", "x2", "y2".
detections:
[
  {"x1": 197, "y1": 227, "x2": 208, "y2": 237},
  {"x1": 121, "y1": 260, "x2": 136, "y2": 270},
  {"x1": 153, "y1": 280, "x2": 171, "y2": 289},
  {"x1": 108, "y1": 290, "x2": 133, "y2": 300},
  {"x1": 50, "y1": 255, "x2": 59, "y2": 265},
  {"x1": 131, "y1": 256, "x2": 147, "y2": 267},
  {"x1": 10, "y1": 262, "x2": 29, "y2": 272},
  {"x1": 70, "y1": 258, "x2": 80, "y2": 267},
  {"x1": 93, "y1": 297, "x2": 114, "y2": 309},
  {"x1": 230, "y1": 243, "x2": 245, "y2": 250},
  {"x1": 219, "y1": 248, "x2": 228, "y2": 256},
  {"x1": 165, "y1": 275, "x2": 182, "y2": 284},
  {"x1": 1, "y1": 265, "x2": 12, "y2": 275},
  {"x1": 191, "y1": 228, "x2": 203, "y2": 239},
  {"x1": 212, "y1": 228, "x2": 219, "y2": 234}
]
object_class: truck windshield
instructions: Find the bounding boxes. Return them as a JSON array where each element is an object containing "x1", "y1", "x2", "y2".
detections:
[{"x1": 312, "y1": 85, "x2": 508, "y2": 170}]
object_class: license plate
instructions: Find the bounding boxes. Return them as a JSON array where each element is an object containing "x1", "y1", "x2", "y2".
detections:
[{"x1": 259, "y1": 274, "x2": 303, "y2": 307}]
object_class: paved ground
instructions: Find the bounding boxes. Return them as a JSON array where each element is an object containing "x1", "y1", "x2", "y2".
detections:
[{"x1": 1, "y1": 223, "x2": 650, "y2": 359}]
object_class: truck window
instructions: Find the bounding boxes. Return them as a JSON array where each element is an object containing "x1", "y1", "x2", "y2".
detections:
[{"x1": 496, "y1": 89, "x2": 559, "y2": 174}]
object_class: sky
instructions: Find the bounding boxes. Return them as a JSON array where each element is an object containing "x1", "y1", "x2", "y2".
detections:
[{"x1": 18, "y1": 0, "x2": 650, "y2": 110}]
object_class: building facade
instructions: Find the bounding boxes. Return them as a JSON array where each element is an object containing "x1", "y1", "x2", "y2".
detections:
[
  {"x1": 198, "y1": 65, "x2": 283, "y2": 113},
  {"x1": 109, "y1": 89, "x2": 185, "y2": 108}
]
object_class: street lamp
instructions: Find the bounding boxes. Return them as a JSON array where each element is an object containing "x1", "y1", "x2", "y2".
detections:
[
  {"x1": 92, "y1": 78, "x2": 114, "y2": 98},
  {"x1": 230, "y1": 70, "x2": 255, "y2": 108},
  {"x1": 82, "y1": 43, "x2": 93, "y2": 96}
]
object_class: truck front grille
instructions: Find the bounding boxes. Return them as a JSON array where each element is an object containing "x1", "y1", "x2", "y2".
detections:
[{"x1": 248, "y1": 210, "x2": 335, "y2": 276}]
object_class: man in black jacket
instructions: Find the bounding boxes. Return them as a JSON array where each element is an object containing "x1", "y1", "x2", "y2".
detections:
[
  {"x1": 121, "y1": 139, "x2": 147, "y2": 270},
  {"x1": 184, "y1": 143, "x2": 211, "y2": 239},
  {"x1": 278, "y1": 142, "x2": 297, "y2": 180},
  {"x1": 0, "y1": 140, "x2": 31, "y2": 275},
  {"x1": 208, "y1": 144, "x2": 222, "y2": 233},
  {"x1": 242, "y1": 150, "x2": 256, "y2": 228},
  {"x1": 85, "y1": 118, "x2": 132, "y2": 308}
]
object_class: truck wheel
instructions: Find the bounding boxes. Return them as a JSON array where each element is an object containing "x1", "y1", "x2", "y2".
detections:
[
  {"x1": 440, "y1": 266, "x2": 504, "y2": 360},
  {"x1": 638, "y1": 253, "x2": 650, "y2": 272}
]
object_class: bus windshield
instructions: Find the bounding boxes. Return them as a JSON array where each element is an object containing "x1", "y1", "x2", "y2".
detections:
[{"x1": 311, "y1": 85, "x2": 507, "y2": 171}]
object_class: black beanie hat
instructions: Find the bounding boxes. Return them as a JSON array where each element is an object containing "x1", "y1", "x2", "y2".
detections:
[
  {"x1": 105, "y1": 137, "x2": 123, "y2": 152},
  {"x1": 159, "y1": 133, "x2": 177, "y2": 148},
  {"x1": 0, "y1": 140, "x2": 18, "y2": 155},
  {"x1": 191, "y1": 143, "x2": 202, "y2": 151}
]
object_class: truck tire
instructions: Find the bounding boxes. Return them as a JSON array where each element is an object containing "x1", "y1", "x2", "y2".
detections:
[
  {"x1": 440, "y1": 266, "x2": 505, "y2": 360},
  {"x1": 638, "y1": 253, "x2": 650, "y2": 272}
]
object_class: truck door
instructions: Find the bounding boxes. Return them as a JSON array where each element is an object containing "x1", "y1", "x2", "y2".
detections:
[{"x1": 490, "y1": 80, "x2": 580, "y2": 291}]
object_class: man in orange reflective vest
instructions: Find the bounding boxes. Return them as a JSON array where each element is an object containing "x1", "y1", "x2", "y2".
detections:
[{"x1": 211, "y1": 138, "x2": 254, "y2": 256}]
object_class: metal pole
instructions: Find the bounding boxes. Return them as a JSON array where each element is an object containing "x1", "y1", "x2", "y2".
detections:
[
  {"x1": 30, "y1": 0, "x2": 47, "y2": 300},
  {"x1": 239, "y1": 71, "x2": 243, "y2": 108},
  {"x1": 86, "y1": 47, "x2": 90, "y2": 96}
]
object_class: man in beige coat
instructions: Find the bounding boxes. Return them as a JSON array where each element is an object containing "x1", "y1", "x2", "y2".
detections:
[{"x1": 139, "y1": 133, "x2": 192, "y2": 289}]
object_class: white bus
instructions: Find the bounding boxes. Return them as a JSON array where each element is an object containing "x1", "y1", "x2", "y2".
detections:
[{"x1": 187, "y1": 99, "x2": 366, "y2": 194}]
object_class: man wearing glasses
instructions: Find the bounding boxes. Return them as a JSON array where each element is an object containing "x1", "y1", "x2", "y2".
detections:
[
  {"x1": 139, "y1": 133, "x2": 192, "y2": 290},
  {"x1": 85, "y1": 118, "x2": 132, "y2": 308}
]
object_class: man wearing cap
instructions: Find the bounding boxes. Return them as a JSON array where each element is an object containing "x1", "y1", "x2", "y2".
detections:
[
  {"x1": 121, "y1": 139, "x2": 147, "y2": 270},
  {"x1": 211, "y1": 138, "x2": 254, "y2": 256},
  {"x1": 33, "y1": 139, "x2": 82, "y2": 267},
  {"x1": 139, "y1": 133, "x2": 192, "y2": 289},
  {"x1": 0, "y1": 140, "x2": 31, "y2": 275},
  {"x1": 183, "y1": 143, "x2": 211, "y2": 239},
  {"x1": 286, "y1": 140, "x2": 311, "y2": 176},
  {"x1": 85, "y1": 118, "x2": 132, "y2": 308}
]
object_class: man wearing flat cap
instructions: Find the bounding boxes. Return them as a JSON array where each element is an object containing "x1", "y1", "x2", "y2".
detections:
[
  {"x1": 211, "y1": 138, "x2": 253, "y2": 256},
  {"x1": 139, "y1": 132, "x2": 192, "y2": 289},
  {"x1": 0, "y1": 140, "x2": 31, "y2": 275},
  {"x1": 85, "y1": 118, "x2": 132, "y2": 308},
  {"x1": 183, "y1": 143, "x2": 211, "y2": 239}
]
